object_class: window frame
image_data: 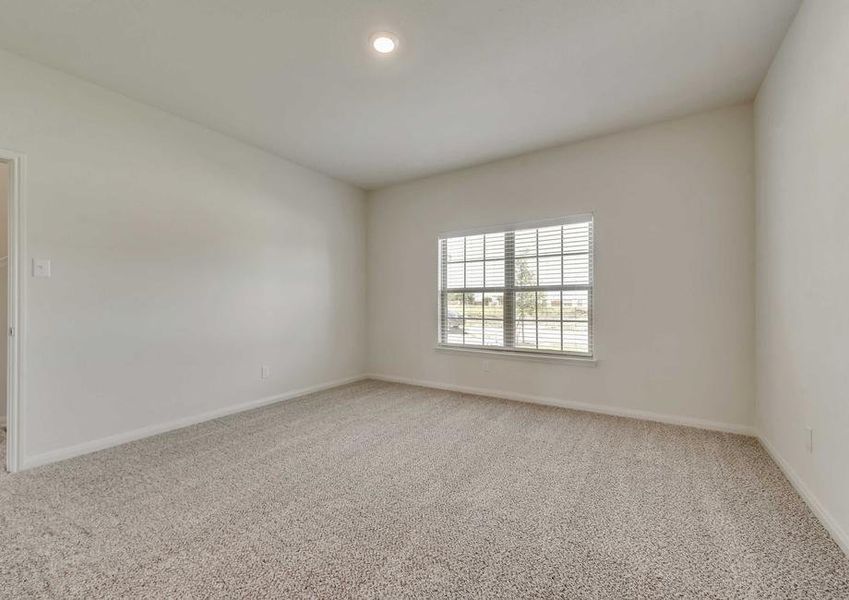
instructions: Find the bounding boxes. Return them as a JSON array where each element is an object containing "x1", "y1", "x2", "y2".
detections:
[{"x1": 437, "y1": 214, "x2": 595, "y2": 359}]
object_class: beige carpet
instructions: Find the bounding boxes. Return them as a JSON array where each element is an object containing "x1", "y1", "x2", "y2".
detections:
[{"x1": 0, "y1": 381, "x2": 847, "y2": 599}]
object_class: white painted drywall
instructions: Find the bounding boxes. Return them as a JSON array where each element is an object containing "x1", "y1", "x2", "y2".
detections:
[
  {"x1": 0, "y1": 161, "x2": 6, "y2": 424},
  {"x1": 0, "y1": 0, "x2": 800, "y2": 188},
  {"x1": 367, "y1": 105, "x2": 755, "y2": 430},
  {"x1": 755, "y1": 0, "x2": 849, "y2": 552},
  {"x1": 0, "y1": 49, "x2": 367, "y2": 463}
]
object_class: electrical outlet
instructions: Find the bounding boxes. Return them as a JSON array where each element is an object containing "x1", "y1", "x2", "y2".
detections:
[
  {"x1": 261, "y1": 365, "x2": 270, "y2": 380},
  {"x1": 482, "y1": 359, "x2": 491, "y2": 373},
  {"x1": 805, "y1": 427, "x2": 813, "y2": 453}
]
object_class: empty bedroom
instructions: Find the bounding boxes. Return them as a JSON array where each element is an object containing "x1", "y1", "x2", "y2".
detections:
[{"x1": 0, "y1": 0, "x2": 847, "y2": 598}]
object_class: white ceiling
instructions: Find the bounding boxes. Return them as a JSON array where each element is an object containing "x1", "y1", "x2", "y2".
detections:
[{"x1": 0, "y1": 0, "x2": 799, "y2": 189}]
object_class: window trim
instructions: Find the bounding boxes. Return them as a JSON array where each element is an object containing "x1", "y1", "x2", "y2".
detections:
[
  {"x1": 434, "y1": 344, "x2": 597, "y2": 365},
  {"x1": 436, "y1": 214, "x2": 595, "y2": 360}
]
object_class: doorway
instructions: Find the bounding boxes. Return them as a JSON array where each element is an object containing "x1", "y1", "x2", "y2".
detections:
[{"x1": 0, "y1": 150, "x2": 23, "y2": 473}]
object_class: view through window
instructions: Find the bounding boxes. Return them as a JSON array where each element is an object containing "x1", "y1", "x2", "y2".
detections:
[{"x1": 438, "y1": 216, "x2": 593, "y2": 357}]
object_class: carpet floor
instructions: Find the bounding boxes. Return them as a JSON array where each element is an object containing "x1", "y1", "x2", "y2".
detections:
[{"x1": 0, "y1": 380, "x2": 847, "y2": 599}]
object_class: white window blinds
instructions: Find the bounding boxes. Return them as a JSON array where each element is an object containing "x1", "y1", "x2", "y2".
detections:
[{"x1": 438, "y1": 215, "x2": 593, "y2": 357}]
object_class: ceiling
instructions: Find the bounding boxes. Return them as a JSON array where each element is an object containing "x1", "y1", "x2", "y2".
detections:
[{"x1": 0, "y1": 0, "x2": 800, "y2": 189}]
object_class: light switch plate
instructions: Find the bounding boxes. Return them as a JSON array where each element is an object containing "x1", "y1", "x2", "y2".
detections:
[{"x1": 33, "y1": 258, "x2": 52, "y2": 278}]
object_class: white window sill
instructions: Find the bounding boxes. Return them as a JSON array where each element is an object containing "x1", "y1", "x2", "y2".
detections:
[{"x1": 434, "y1": 345, "x2": 597, "y2": 366}]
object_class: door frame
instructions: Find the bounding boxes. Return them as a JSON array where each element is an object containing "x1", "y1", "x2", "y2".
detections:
[{"x1": 1, "y1": 148, "x2": 26, "y2": 473}]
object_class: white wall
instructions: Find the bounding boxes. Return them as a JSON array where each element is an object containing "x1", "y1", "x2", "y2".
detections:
[
  {"x1": 0, "y1": 162, "x2": 6, "y2": 424},
  {"x1": 367, "y1": 105, "x2": 755, "y2": 430},
  {"x1": 0, "y1": 49, "x2": 367, "y2": 465},
  {"x1": 755, "y1": 0, "x2": 849, "y2": 553}
]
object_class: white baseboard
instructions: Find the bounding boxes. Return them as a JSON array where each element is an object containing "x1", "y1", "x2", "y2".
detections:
[
  {"x1": 758, "y1": 433, "x2": 849, "y2": 558},
  {"x1": 22, "y1": 374, "x2": 368, "y2": 470},
  {"x1": 366, "y1": 373, "x2": 755, "y2": 436}
]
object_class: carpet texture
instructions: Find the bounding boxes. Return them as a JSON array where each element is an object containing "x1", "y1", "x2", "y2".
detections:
[{"x1": 0, "y1": 380, "x2": 847, "y2": 599}]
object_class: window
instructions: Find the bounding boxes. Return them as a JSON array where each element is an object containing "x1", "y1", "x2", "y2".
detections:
[{"x1": 438, "y1": 215, "x2": 593, "y2": 357}]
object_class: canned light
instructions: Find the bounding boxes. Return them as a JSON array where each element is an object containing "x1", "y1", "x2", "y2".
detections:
[{"x1": 370, "y1": 32, "x2": 399, "y2": 54}]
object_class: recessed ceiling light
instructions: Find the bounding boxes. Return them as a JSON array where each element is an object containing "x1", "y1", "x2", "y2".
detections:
[{"x1": 370, "y1": 32, "x2": 399, "y2": 54}]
